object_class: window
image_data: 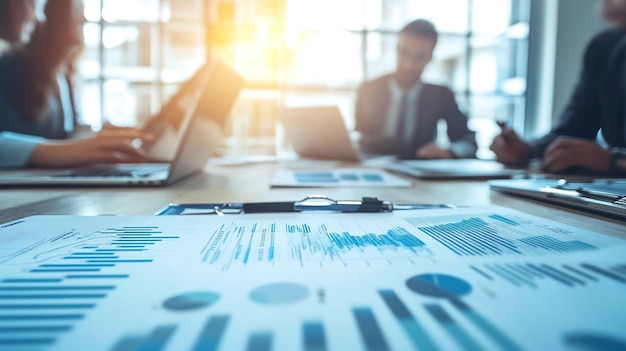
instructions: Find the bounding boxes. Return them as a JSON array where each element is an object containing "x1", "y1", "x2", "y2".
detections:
[{"x1": 80, "y1": 0, "x2": 530, "y2": 158}]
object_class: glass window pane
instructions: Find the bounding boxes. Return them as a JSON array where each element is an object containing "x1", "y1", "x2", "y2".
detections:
[
  {"x1": 102, "y1": 24, "x2": 158, "y2": 81},
  {"x1": 162, "y1": 25, "x2": 206, "y2": 82},
  {"x1": 467, "y1": 95, "x2": 525, "y2": 159},
  {"x1": 289, "y1": 31, "x2": 363, "y2": 87},
  {"x1": 472, "y1": 0, "x2": 512, "y2": 34},
  {"x1": 370, "y1": 0, "x2": 469, "y2": 33},
  {"x1": 366, "y1": 33, "x2": 469, "y2": 88},
  {"x1": 364, "y1": 32, "x2": 395, "y2": 80},
  {"x1": 224, "y1": 89, "x2": 281, "y2": 156},
  {"x1": 426, "y1": 34, "x2": 468, "y2": 89},
  {"x1": 286, "y1": 0, "x2": 365, "y2": 30},
  {"x1": 165, "y1": 0, "x2": 205, "y2": 21},
  {"x1": 76, "y1": 82, "x2": 102, "y2": 127},
  {"x1": 469, "y1": 36, "x2": 527, "y2": 95},
  {"x1": 102, "y1": 0, "x2": 162, "y2": 22},
  {"x1": 84, "y1": 0, "x2": 103, "y2": 23},
  {"x1": 103, "y1": 83, "x2": 159, "y2": 126},
  {"x1": 79, "y1": 23, "x2": 102, "y2": 80}
]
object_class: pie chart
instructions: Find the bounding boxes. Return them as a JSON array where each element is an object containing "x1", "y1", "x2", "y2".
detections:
[
  {"x1": 162, "y1": 291, "x2": 220, "y2": 311},
  {"x1": 406, "y1": 274, "x2": 472, "y2": 298},
  {"x1": 249, "y1": 283, "x2": 310, "y2": 305}
]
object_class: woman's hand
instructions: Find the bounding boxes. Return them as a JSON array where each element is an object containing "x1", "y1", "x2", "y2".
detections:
[{"x1": 29, "y1": 128, "x2": 155, "y2": 168}]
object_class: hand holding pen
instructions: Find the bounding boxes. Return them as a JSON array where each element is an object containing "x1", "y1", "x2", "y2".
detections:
[{"x1": 489, "y1": 120, "x2": 532, "y2": 166}]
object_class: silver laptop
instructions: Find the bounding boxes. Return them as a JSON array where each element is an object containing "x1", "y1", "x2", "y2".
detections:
[
  {"x1": 489, "y1": 178, "x2": 626, "y2": 219},
  {"x1": 278, "y1": 106, "x2": 360, "y2": 161},
  {"x1": 385, "y1": 159, "x2": 527, "y2": 180},
  {"x1": 0, "y1": 61, "x2": 244, "y2": 186}
]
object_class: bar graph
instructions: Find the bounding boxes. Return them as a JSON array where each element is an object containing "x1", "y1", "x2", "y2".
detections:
[
  {"x1": 246, "y1": 332, "x2": 272, "y2": 351},
  {"x1": 1, "y1": 214, "x2": 625, "y2": 351},
  {"x1": 191, "y1": 315, "x2": 230, "y2": 351},
  {"x1": 518, "y1": 236, "x2": 597, "y2": 252},
  {"x1": 352, "y1": 307, "x2": 390, "y2": 351},
  {"x1": 482, "y1": 262, "x2": 626, "y2": 288},
  {"x1": 563, "y1": 332, "x2": 626, "y2": 350},
  {"x1": 111, "y1": 324, "x2": 178, "y2": 351},
  {"x1": 200, "y1": 219, "x2": 432, "y2": 270},
  {"x1": 293, "y1": 171, "x2": 384, "y2": 184},
  {"x1": 378, "y1": 290, "x2": 437, "y2": 351},
  {"x1": 0, "y1": 225, "x2": 176, "y2": 350},
  {"x1": 612, "y1": 264, "x2": 626, "y2": 276},
  {"x1": 403, "y1": 274, "x2": 523, "y2": 351},
  {"x1": 302, "y1": 322, "x2": 327, "y2": 351},
  {"x1": 406, "y1": 214, "x2": 599, "y2": 256}
]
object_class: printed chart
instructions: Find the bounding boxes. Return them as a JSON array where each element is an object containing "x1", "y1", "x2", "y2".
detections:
[{"x1": 0, "y1": 208, "x2": 625, "y2": 351}]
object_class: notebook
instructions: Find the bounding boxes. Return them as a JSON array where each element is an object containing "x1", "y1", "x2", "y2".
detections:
[
  {"x1": 489, "y1": 178, "x2": 626, "y2": 219},
  {"x1": 0, "y1": 61, "x2": 244, "y2": 187},
  {"x1": 278, "y1": 106, "x2": 360, "y2": 161},
  {"x1": 385, "y1": 159, "x2": 527, "y2": 180}
]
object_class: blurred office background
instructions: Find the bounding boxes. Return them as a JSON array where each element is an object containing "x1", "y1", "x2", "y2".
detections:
[{"x1": 70, "y1": 0, "x2": 606, "y2": 158}]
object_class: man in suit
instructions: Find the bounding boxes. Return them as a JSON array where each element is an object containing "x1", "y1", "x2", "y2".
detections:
[
  {"x1": 355, "y1": 19, "x2": 477, "y2": 160},
  {"x1": 490, "y1": 0, "x2": 626, "y2": 174}
]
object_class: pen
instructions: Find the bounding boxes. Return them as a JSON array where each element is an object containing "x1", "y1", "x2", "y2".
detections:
[
  {"x1": 157, "y1": 195, "x2": 457, "y2": 215},
  {"x1": 246, "y1": 196, "x2": 393, "y2": 213},
  {"x1": 496, "y1": 120, "x2": 511, "y2": 142},
  {"x1": 246, "y1": 195, "x2": 457, "y2": 213}
]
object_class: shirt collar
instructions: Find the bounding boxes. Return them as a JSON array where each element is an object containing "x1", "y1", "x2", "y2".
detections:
[{"x1": 389, "y1": 78, "x2": 422, "y2": 101}]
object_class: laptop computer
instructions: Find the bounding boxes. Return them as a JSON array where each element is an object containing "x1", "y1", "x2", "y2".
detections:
[
  {"x1": 385, "y1": 159, "x2": 527, "y2": 180},
  {"x1": 0, "y1": 61, "x2": 244, "y2": 186},
  {"x1": 489, "y1": 178, "x2": 626, "y2": 219},
  {"x1": 278, "y1": 106, "x2": 360, "y2": 161}
]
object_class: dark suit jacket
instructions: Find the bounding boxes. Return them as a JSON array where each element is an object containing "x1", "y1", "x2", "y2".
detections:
[
  {"x1": 532, "y1": 29, "x2": 626, "y2": 155},
  {"x1": 355, "y1": 74, "x2": 477, "y2": 159}
]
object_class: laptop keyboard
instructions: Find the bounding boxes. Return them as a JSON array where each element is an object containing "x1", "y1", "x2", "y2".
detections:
[{"x1": 53, "y1": 164, "x2": 168, "y2": 178}]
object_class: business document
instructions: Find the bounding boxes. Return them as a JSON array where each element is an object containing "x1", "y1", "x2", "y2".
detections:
[
  {"x1": 1, "y1": 207, "x2": 625, "y2": 351},
  {"x1": 270, "y1": 168, "x2": 412, "y2": 188}
]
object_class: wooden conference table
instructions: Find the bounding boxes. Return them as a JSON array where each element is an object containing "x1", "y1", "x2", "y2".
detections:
[
  {"x1": 0, "y1": 161, "x2": 624, "y2": 239},
  {"x1": 0, "y1": 163, "x2": 626, "y2": 237}
]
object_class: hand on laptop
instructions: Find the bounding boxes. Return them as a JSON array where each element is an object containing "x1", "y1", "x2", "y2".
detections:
[
  {"x1": 541, "y1": 137, "x2": 611, "y2": 173},
  {"x1": 489, "y1": 129, "x2": 531, "y2": 166},
  {"x1": 415, "y1": 143, "x2": 454, "y2": 159},
  {"x1": 29, "y1": 128, "x2": 155, "y2": 167}
]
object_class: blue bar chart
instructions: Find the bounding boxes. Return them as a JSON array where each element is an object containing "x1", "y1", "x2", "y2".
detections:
[
  {"x1": 2, "y1": 213, "x2": 626, "y2": 351},
  {"x1": 293, "y1": 171, "x2": 384, "y2": 184},
  {"x1": 302, "y1": 322, "x2": 327, "y2": 351},
  {"x1": 201, "y1": 220, "x2": 432, "y2": 269},
  {"x1": 406, "y1": 214, "x2": 599, "y2": 256},
  {"x1": 480, "y1": 261, "x2": 626, "y2": 288},
  {"x1": 111, "y1": 325, "x2": 177, "y2": 351},
  {"x1": 0, "y1": 225, "x2": 176, "y2": 350},
  {"x1": 403, "y1": 274, "x2": 523, "y2": 351}
]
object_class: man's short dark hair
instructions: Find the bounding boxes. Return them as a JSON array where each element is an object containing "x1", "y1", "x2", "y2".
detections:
[{"x1": 399, "y1": 19, "x2": 438, "y2": 45}]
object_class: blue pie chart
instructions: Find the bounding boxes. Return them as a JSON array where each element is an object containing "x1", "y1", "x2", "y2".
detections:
[
  {"x1": 249, "y1": 283, "x2": 310, "y2": 305},
  {"x1": 406, "y1": 274, "x2": 472, "y2": 298},
  {"x1": 162, "y1": 291, "x2": 220, "y2": 311}
]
